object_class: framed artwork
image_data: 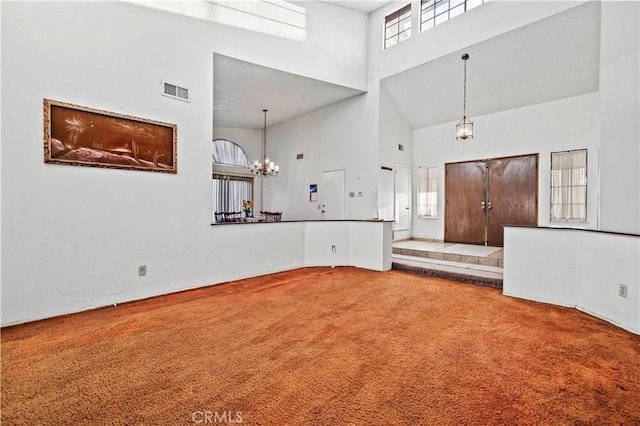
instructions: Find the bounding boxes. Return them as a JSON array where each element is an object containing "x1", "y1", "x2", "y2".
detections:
[
  {"x1": 309, "y1": 184, "x2": 318, "y2": 202},
  {"x1": 44, "y1": 99, "x2": 177, "y2": 173}
]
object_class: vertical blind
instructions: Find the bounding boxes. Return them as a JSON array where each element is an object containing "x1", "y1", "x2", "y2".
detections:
[
  {"x1": 212, "y1": 174, "x2": 253, "y2": 215},
  {"x1": 550, "y1": 149, "x2": 587, "y2": 221},
  {"x1": 417, "y1": 165, "x2": 438, "y2": 218}
]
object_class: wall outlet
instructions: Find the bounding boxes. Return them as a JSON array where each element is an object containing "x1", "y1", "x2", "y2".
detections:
[
  {"x1": 331, "y1": 245, "x2": 336, "y2": 252},
  {"x1": 138, "y1": 265, "x2": 147, "y2": 276},
  {"x1": 619, "y1": 283, "x2": 628, "y2": 298}
]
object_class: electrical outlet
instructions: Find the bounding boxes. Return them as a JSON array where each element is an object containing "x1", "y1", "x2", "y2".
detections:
[
  {"x1": 619, "y1": 283, "x2": 628, "y2": 298},
  {"x1": 138, "y1": 265, "x2": 147, "y2": 276}
]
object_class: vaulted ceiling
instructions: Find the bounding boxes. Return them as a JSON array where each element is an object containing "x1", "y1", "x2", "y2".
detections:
[
  {"x1": 213, "y1": 1, "x2": 601, "y2": 130},
  {"x1": 381, "y1": 1, "x2": 601, "y2": 129}
]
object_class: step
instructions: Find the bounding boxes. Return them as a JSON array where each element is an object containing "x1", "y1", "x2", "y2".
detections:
[
  {"x1": 391, "y1": 241, "x2": 503, "y2": 289},
  {"x1": 392, "y1": 254, "x2": 503, "y2": 289},
  {"x1": 392, "y1": 246, "x2": 504, "y2": 268}
]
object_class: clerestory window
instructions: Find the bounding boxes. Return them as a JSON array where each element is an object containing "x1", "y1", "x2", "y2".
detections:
[
  {"x1": 384, "y1": 4, "x2": 411, "y2": 49},
  {"x1": 420, "y1": 0, "x2": 487, "y2": 32}
]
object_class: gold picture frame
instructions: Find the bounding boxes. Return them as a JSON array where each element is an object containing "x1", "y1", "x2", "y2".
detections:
[{"x1": 44, "y1": 99, "x2": 177, "y2": 173}]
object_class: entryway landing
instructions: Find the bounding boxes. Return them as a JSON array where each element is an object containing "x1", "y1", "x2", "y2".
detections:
[{"x1": 392, "y1": 240, "x2": 503, "y2": 289}]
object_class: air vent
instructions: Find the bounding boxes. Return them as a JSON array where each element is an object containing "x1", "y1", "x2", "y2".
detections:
[
  {"x1": 162, "y1": 80, "x2": 190, "y2": 102},
  {"x1": 296, "y1": 153, "x2": 304, "y2": 160}
]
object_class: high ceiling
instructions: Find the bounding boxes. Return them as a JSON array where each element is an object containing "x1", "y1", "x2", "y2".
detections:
[
  {"x1": 213, "y1": 54, "x2": 364, "y2": 129},
  {"x1": 213, "y1": 2, "x2": 601, "y2": 131},
  {"x1": 381, "y1": 1, "x2": 601, "y2": 129}
]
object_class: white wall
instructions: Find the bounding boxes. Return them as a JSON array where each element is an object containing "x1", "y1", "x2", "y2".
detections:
[
  {"x1": 504, "y1": 226, "x2": 640, "y2": 335},
  {"x1": 378, "y1": 85, "x2": 413, "y2": 239},
  {"x1": 411, "y1": 93, "x2": 600, "y2": 241},
  {"x1": 261, "y1": 93, "x2": 380, "y2": 221},
  {"x1": 0, "y1": 0, "x2": 370, "y2": 326},
  {"x1": 303, "y1": 220, "x2": 392, "y2": 270},
  {"x1": 598, "y1": 0, "x2": 640, "y2": 234}
]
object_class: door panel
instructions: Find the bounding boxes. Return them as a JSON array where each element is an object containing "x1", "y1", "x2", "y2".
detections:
[
  {"x1": 445, "y1": 161, "x2": 487, "y2": 245},
  {"x1": 321, "y1": 169, "x2": 345, "y2": 220},
  {"x1": 394, "y1": 163, "x2": 410, "y2": 230},
  {"x1": 487, "y1": 155, "x2": 538, "y2": 246}
]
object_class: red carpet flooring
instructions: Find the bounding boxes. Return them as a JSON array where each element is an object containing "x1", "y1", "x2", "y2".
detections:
[{"x1": 2, "y1": 267, "x2": 639, "y2": 425}]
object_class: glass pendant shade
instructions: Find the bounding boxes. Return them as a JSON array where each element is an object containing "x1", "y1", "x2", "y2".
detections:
[
  {"x1": 456, "y1": 116, "x2": 473, "y2": 140},
  {"x1": 456, "y1": 53, "x2": 473, "y2": 140}
]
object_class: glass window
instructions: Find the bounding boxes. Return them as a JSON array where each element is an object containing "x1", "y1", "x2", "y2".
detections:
[
  {"x1": 213, "y1": 174, "x2": 253, "y2": 221},
  {"x1": 417, "y1": 166, "x2": 438, "y2": 218},
  {"x1": 384, "y1": 4, "x2": 411, "y2": 49},
  {"x1": 212, "y1": 139, "x2": 253, "y2": 222},
  {"x1": 550, "y1": 149, "x2": 587, "y2": 222},
  {"x1": 421, "y1": 0, "x2": 488, "y2": 32}
]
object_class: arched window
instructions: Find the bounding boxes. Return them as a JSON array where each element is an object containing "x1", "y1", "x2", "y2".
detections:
[
  {"x1": 212, "y1": 139, "x2": 250, "y2": 167},
  {"x1": 211, "y1": 139, "x2": 253, "y2": 223}
]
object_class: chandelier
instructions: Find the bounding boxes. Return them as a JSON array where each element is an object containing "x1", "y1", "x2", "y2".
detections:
[
  {"x1": 456, "y1": 53, "x2": 474, "y2": 140},
  {"x1": 251, "y1": 109, "x2": 279, "y2": 177}
]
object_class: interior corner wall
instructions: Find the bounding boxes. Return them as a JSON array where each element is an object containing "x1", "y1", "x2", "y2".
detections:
[
  {"x1": 378, "y1": 85, "x2": 413, "y2": 237},
  {"x1": 411, "y1": 93, "x2": 600, "y2": 241},
  {"x1": 598, "y1": 0, "x2": 640, "y2": 234},
  {"x1": 0, "y1": 1, "x2": 369, "y2": 326}
]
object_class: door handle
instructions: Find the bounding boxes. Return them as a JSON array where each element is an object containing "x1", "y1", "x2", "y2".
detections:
[
  {"x1": 481, "y1": 201, "x2": 486, "y2": 210},
  {"x1": 487, "y1": 201, "x2": 493, "y2": 210}
]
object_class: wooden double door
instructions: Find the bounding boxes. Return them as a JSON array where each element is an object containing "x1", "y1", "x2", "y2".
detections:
[{"x1": 444, "y1": 154, "x2": 538, "y2": 247}]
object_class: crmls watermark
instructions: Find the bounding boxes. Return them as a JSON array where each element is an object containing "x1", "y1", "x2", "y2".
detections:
[{"x1": 192, "y1": 410, "x2": 243, "y2": 424}]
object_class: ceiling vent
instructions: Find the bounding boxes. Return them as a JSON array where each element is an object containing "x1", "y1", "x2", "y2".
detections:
[{"x1": 162, "y1": 80, "x2": 190, "y2": 102}]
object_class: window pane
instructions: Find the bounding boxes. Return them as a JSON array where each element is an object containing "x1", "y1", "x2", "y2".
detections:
[
  {"x1": 417, "y1": 166, "x2": 438, "y2": 218},
  {"x1": 399, "y1": 30, "x2": 411, "y2": 42},
  {"x1": 421, "y1": 18, "x2": 434, "y2": 31},
  {"x1": 435, "y1": 0, "x2": 450, "y2": 16},
  {"x1": 399, "y1": 16, "x2": 411, "y2": 32},
  {"x1": 550, "y1": 149, "x2": 587, "y2": 221},
  {"x1": 385, "y1": 35, "x2": 399, "y2": 48},
  {"x1": 422, "y1": 4, "x2": 435, "y2": 19},
  {"x1": 398, "y1": 4, "x2": 411, "y2": 20},
  {"x1": 386, "y1": 26, "x2": 399, "y2": 38}
]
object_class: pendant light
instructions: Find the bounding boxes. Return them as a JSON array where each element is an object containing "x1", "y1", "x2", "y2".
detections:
[{"x1": 456, "y1": 53, "x2": 474, "y2": 140}]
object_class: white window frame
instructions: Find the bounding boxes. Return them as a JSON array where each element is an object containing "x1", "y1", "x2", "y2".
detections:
[
  {"x1": 384, "y1": 4, "x2": 411, "y2": 49},
  {"x1": 420, "y1": 0, "x2": 488, "y2": 33},
  {"x1": 417, "y1": 165, "x2": 438, "y2": 218},
  {"x1": 550, "y1": 149, "x2": 588, "y2": 222}
]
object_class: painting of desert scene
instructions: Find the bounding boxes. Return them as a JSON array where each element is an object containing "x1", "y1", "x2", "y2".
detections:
[{"x1": 44, "y1": 99, "x2": 177, "y2": 173}]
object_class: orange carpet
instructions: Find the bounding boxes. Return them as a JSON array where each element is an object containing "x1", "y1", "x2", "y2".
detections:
[{"x1": 2, "y1": 267, "x2": 639, "y2": 425}]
